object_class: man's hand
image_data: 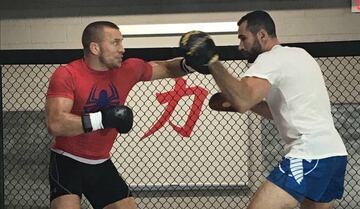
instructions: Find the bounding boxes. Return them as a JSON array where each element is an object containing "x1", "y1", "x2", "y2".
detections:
[
  {"x1": 179, "y1": 30, "x2": 219, "y2": 74},
  {"x1": 82, "y1": 105, "x2": 133, "y2": 133}
]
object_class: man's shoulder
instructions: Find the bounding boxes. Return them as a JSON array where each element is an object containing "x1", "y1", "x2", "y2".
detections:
[
  {"x1": 52, "y1": 59, "x2": 83, "y2": 78},
  {"x1": 119, "y1": 58, "x2": 152, "y2": 81},
  {"x1": 60, "y1": 59, "x2": 83, "y2": 71},
  {"x1": 261, "y1": 45, "x2": 307, "y2": 59},
  {"x1": 55, "y1": 59, "x2": 83, "y2": 74},
  {"x1": 277, "y1": 45, "x2": 308, "y2": 55},
  {"x1": 121, "y1": 58, "x2": 147, "y2": 67}
]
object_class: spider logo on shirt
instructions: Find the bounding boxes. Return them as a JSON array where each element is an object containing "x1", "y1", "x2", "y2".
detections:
[{"x1": 84, "y1": 82, "x2": 120, "y2": 112}]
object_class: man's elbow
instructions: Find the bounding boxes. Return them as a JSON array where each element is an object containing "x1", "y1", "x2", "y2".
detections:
[{"x1": 46, "y1": 122, "x2": 62, "y2": 136}]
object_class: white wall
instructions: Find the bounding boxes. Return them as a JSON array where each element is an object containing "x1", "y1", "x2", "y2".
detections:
[{"x1": 1, "y1": 8, "x2": 360, "y2": 50}]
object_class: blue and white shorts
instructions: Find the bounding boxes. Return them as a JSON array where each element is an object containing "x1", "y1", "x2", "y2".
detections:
[{"x1": 267, "y1": 156, "x2": 347, "y2": 203}]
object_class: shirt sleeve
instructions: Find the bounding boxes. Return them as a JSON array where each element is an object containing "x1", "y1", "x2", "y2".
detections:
[
  {"x1": 242, "y1": 52, "x2": 282, "y2": 85},
  {"x1": 122, "y1": 58, "x2": 153, "y2": 81},
  {"x1": 46, "y1": 65, "x2": 75, "y2": 100}
]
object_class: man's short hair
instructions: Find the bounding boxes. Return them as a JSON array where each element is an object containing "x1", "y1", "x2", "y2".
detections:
[
  {"x1": 237, "y1": 10, "x2": 277, "y2": 38},
  {"x1": 82, "y1": 21, "x2": 119, "y2": 53}
]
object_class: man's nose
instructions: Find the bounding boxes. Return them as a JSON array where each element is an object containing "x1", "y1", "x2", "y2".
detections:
[
  {"x1": 238, "y1": 41, "x2": 244, "y2": 51},
  {"x1": 119, "y1": 45, "x2": 125, "y2": 53}
]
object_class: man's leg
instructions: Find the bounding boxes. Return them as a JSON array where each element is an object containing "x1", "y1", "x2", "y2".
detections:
[
  {"x1": 84, "y1": 159, "x2": 137, "y2": 209},
  {"x1": 300, "y1": 156, "x2": 346, "y2": 208},
  {"x1": 247, "y1": 180, "x2": 298, "y2": 209},
  {"x1": 300, "y1": 198, "x2": 333, "y2": 209},
  {"x1": 49, "y1": 152, "x2": 83, "y2": 209},
  {"x1": 51, "y1": 194, "x2": 81, "y2": 209},
  {"x1": 103, "y1": 197, "x2": 137, "y2": 209}
]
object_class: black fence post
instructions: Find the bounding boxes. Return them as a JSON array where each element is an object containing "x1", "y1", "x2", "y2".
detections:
[{"x1": 0, "y1": 65, "x2": 4, "y2": 209}]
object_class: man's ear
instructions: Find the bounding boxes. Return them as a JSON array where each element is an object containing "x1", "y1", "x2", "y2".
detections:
[
  {"x1": 89, "y1": 42, "x2": 100, "y2": 55},
  {"x1": 257, "y1": 29, "x2": 268, "y2": 41}
]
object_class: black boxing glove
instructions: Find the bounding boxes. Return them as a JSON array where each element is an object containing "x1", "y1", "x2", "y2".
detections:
[
  {"x1": 81, "y1": 105, "x2": 133, "y2": 133},
  {"x1": 179, "y1": 30, "x2": 219, "y2": 74}
]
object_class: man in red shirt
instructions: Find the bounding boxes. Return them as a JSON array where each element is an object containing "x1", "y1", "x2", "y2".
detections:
[{"x1": 46, "y1": 21, "x2": 190, "y2": 209}]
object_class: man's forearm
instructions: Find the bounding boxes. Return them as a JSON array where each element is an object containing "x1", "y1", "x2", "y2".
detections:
[
  {"x1": 209, "y1": 61, "x2": 253, "y2": 113},
  {"x1": 250, "y1": 101, "x2": 273, "y2": 120},
  {"x1": 47, "y1": 112, "x2": 84, "y2": 137}
]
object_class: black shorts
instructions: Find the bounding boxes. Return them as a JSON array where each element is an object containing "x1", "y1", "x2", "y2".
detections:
[{"x1": 49, "y1": 151, "x2": 132, "y2": 209}]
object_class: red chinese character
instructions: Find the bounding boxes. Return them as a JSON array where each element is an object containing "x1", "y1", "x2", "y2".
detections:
[{"x1": 142, "y1": 78, "x2": 208, "y2": 139}]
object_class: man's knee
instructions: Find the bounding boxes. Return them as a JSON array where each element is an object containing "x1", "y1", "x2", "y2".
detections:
[
  {"x1": 300, "y1": 198, "x2": 333, "y2": 209},
  {"x1": 247, "y1": 181, "x2": 298, "y2": 209},
  {"x1": 103, "y1": 197, "x2": 138, "y2": 209},
  {"x1": 51, "y1": 194, "x2": 81, "y2": 209}
]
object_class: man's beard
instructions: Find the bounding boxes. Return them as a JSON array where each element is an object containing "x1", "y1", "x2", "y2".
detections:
[
  {"x1": 243, "y1": 39, "x2": 263, "y2": 63},
  {"x1": 99, "y1": 54, "x2": 119, "y2": 69}
]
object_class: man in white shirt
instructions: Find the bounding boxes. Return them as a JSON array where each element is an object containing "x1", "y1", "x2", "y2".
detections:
[{"x1": 180, "y1": 10, "x2": 348, "y2": 209}]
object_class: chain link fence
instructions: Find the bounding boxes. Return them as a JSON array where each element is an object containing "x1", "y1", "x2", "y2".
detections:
[{"x1": 1, "y1": 42, "x2": 360, "y2": 209}]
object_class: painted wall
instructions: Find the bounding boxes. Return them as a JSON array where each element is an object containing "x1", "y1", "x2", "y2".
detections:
[{"x1": 1, "y1": 8, "x2": 360, "y2": 49}]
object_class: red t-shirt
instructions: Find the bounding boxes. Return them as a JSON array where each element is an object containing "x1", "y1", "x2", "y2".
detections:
[{"x1": 47, "y1": 58, "x2": 152, "y2": 159}]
